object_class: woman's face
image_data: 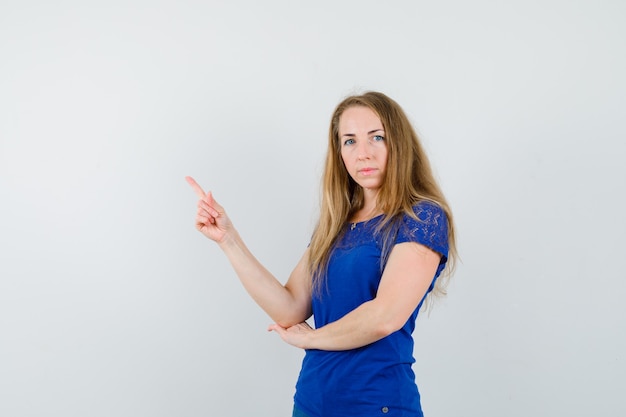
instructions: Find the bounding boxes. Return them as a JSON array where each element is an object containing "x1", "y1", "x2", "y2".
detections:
[{"x1": 338, "y1": 106, "x2": 388, "y2": 193}]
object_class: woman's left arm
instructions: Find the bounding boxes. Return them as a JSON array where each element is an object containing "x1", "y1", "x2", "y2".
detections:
[{"x1": 268, "y1": 241, "x2": 441, "y2": 350}]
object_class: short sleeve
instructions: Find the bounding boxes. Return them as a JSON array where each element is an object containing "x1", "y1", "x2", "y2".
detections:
[{"x1": 396, "y1": 201, "x2": 449, "y2": 265}]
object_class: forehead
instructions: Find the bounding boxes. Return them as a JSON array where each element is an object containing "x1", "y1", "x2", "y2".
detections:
[{"x1": 338, "y1": 106, "x2": 383, "y2": 134}]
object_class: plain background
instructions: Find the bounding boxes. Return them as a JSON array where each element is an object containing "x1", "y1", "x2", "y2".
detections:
[{"x1": 1, "y1": 1, "x2": 625, "y2": 416}]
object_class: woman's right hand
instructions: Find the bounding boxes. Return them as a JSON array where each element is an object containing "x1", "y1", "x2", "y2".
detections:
[{"x1": 185, "y1": 176, "x2": 232, "y2": 244}]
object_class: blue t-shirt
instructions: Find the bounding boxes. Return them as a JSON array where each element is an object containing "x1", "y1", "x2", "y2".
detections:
[{"x1": 294, "y1": 201, "x2": 449, "y2": 417}]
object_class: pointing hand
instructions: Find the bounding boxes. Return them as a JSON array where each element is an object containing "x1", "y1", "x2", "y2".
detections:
[{"x1": 185, "y1": 176, "x2": 232, "y2": 243}]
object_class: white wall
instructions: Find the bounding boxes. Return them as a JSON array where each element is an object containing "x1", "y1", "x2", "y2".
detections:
[{"x1": 1, "y1": 1, "x2": 625, "y2": 416}]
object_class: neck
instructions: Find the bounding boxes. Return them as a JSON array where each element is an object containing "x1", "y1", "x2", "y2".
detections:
[
  {"x1": 350, "y1": 187, "x2": 382, "y2": 223},
  {"x1": 350, "y1": 206, "x2": 381, "y2": 223}
]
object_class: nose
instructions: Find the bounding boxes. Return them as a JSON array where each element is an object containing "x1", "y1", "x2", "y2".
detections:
[{"x1": 356, "y1": 141, "x2": 372, "y2": 160}]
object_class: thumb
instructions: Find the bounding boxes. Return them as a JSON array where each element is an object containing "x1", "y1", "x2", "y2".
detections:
[
  {"x1": 206, "y1": 191, "x2": 224, "y2": 212},
  {"x1": 267, "y1": 323, "x2": 283, "y2": 332}
]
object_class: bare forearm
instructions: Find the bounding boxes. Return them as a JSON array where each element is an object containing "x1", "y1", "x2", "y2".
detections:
[
  {"x1": 304, "y1": 300, "x2": 397, "y2": 351},
  {"x1": 218, "y1": 231, "x2": 308, "y2": 326},
  {"x1": 186, "y1": 178, "x2": 310, "y2": 326}
]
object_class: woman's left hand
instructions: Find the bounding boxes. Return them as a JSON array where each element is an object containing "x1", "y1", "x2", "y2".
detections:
[{"x1": 268, "y1": 322, "x2": 314, "y2": 349}]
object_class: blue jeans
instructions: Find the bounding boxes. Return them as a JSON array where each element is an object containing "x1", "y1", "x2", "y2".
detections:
[{"x1": 292, "y1": 405, "x2": 311, "y2": 417}]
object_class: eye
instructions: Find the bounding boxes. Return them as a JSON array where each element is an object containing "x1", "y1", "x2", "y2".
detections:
[
  {"x1": 373, "y1": 135, "x2": 385, "y2": 142},
  {"x1": 343, "y1": 138, "x2": 355, "y2": 146}
]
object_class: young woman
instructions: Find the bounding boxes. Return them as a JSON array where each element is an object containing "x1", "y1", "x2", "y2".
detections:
[{"x1": 186, "y1": 91, "x2": 457, "y2": 417}]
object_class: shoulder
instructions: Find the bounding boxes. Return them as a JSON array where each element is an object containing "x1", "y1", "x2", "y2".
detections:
[
  {"x1": 396, "y1": 200, "x2": 449, "y2": 257},
  {"x1": 408, "y1": 200, "x2": 447, "y2": 224}
]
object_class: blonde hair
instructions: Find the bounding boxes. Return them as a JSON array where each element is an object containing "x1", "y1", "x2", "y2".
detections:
[{"x1": 308, "y1": 91, "x2": 457, "y2": 304}]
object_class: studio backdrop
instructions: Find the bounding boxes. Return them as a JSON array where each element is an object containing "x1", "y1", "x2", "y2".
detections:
[{"x1": 1, "y1": 1, "x2": 625, "y2": 416}]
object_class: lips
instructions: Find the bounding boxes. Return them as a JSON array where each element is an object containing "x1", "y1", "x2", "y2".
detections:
[{"x1": 358, "y1": 168, "x2": 377, "y2": 175}]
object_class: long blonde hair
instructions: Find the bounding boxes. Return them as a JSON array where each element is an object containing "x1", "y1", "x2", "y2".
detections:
[{"x1": 307, "y1": 91, "x2": 457, "y2": 302}]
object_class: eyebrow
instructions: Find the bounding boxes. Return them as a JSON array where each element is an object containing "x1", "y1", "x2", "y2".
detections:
[{"x1": 341, "y1": 129, "x2": 385, "y2": 137}]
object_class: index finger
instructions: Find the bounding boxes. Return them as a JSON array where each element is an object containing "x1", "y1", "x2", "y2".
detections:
[{"x1": 185, "y1": 176, "x2": 207, "y2": 199}]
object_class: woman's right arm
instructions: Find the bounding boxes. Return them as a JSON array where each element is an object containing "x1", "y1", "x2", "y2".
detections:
[{"x1": 186, "y1": 176, "x2": 312, "y2": 327}]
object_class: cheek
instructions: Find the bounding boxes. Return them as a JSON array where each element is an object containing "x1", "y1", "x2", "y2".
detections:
[
  {"x1": 380, "y1": 148, "x2": 389, "y2": 164},
  {"x1": 378, "y1": 152, "x2": 389, "y2": 173},
  {"x1": 340, "y1": 156, "x2": 357, "y2": 179}
]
